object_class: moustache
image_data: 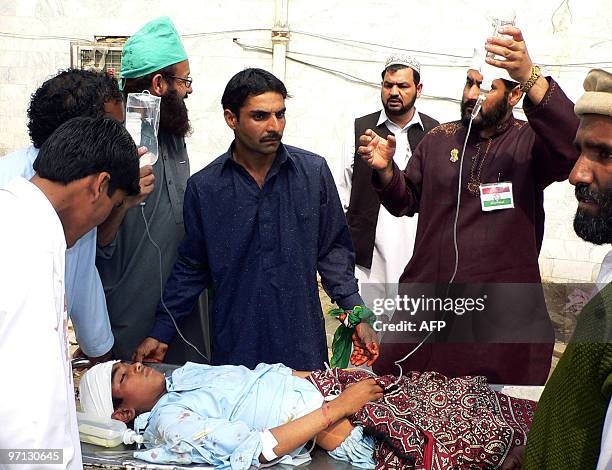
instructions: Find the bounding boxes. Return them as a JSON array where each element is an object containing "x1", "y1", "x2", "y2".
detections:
[
  {"x1": 260, "y1": 133, "x2": 282, "y2": 142},
  {"x1": 575, "y1": 183, "x2": 602, "y2": 205}
]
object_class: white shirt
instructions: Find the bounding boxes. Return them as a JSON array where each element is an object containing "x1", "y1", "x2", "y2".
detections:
[
  {"x1": 0, "y1": 145, "x2": 38, "y2": 184},
  {"x1": 338, "y1": 110, "x2": 423, "y2": 313},
  {"x1": 597, "y1": 400, "x2": 612, "y2": 470},
  {"x1": 0, "y1": 177, "x2": 82, "y2": 470},
  {"x1": 596, "y1": 251, "x2": 612, "y2": 470},
  {"x1": 595, "y1": 250, "x2": 612, "y2": 292}
]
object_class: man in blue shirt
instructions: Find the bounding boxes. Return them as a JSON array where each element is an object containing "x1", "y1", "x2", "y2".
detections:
[{"x1": 134, "y1": 68, "x2": 379, "y2": 370}]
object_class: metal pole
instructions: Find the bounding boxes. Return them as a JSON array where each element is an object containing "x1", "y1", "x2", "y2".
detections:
[{"x1": 271, "y1": 0, "x2": 289, "y2": 81}]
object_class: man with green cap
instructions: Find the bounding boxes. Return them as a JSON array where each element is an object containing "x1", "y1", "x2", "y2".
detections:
[{"x1": 96, "y1": 16, "x2": 207, "y2": 363}]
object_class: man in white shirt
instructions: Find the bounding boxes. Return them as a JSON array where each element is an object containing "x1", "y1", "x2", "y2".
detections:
[
  {"x1": 338, "y1": 55, "x2": 439, "y2": 314},
  {"x1": 0, "y1": 69, "x2": 132, "y2": 363},
  {"x1": 0, "y1": 116, "x2": 140, "y2": 470}
]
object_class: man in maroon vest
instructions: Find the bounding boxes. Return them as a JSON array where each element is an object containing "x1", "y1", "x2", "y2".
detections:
[
  {"x1": 338, "y1": 55, "x2": 439, "y2": 317},
  {"x1": 358, "y1": 26, "x2": 580, "y2": 385}
]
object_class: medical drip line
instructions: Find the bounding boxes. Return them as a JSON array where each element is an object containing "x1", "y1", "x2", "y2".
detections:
[
  {"x1": 388, "y1": 94, "x2": 486, "y2": 387},
  {"x1": 140, "y1": 204, "x2": 209, "y2": 362}
]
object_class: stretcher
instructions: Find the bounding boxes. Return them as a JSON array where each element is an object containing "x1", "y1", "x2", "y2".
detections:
[
  {"x1": 82, "y1": 444, "x2": 353, "y2": 469},
  {"x1": 78, "y1": 361, "x2": 543, "y2": 469}
]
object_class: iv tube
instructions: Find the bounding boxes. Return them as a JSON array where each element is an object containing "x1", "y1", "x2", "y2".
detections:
[{"x1": 389, "y1": 94, "x2": 485, "y2": 386}]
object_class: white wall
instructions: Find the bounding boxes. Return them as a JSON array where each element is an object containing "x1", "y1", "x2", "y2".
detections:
[{"x1": 1, "y1": 0, "x2": 610, "y2": 282}]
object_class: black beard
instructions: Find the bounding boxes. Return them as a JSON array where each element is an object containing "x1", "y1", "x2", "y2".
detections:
[
  {"x1": 383, "y1": 93, "x2": 417, "y2": 117},
  {"x1": 159, "y1": 89, "x2": 192, "y2": 137},
  {"x1": 573, "y1": 183, "x2": 612, "y2": 245},
  {"x1": 460, "y1": 96, "x2": 509, "y2": 129}
]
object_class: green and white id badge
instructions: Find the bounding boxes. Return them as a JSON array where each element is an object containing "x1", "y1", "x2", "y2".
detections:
[{"x1": 479, "y1": 182, "x2": 514, "y2": 211}]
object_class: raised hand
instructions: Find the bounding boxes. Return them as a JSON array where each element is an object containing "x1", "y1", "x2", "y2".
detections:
[
  {"x1": 485, "y1": 26, "x2": 533, "y2": 84},
  {"x1": 124, "y1": 147, "x2": 156, "y2": 208},
  {"x1": 358, "y1": 129, "x2": 396, "y2": 171}
]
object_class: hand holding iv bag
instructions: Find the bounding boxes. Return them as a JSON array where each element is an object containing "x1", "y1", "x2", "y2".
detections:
[
  {"x1": 125, "y1": 91, "x2": 161, "y2": 168},
  {"x1": 474, "y1": 9, "x2": 516, "y2": 93}
]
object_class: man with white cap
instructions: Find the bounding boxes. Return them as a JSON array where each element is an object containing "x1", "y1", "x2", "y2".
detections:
[
  {"x1": 359, "y1": 26, "x2": 580, "y2": 385},
  {"x1": 515, "y1": 69, "x2": 612, "y2": 470},
  {"x1": 338, "y1": 55, "x2": 439, "y2": 316},
  {"x1": 96, "y1": 17, "x2": 208, "y2": 364}
]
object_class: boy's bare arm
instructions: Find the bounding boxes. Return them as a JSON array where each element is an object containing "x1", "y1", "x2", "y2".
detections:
[
  {"x1": 291, "y1": 370, "x2": 312, "y2": 378},
  {"x1": 261, "y1": 379, "x2": 383, "y2": 463}
]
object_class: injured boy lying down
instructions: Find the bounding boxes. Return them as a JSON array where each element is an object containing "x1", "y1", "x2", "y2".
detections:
[{"x1": 79, "y1": 361, "x2": 536, "y2": 470}]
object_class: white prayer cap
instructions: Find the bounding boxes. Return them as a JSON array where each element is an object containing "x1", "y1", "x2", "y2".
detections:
[
  {"x1": 384, "y1": 54, "x2": 421, "y2": 75},
  {"x1": 79, "y1": 360, "x2": 120, "y2": 418}
]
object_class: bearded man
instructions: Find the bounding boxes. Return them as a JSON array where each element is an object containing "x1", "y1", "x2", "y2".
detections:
[
  {"x1": 338, "y1": 55, "x2": 439, "y2": 315},
  {"x1": 96, "y1": 17, "x2": 207, "y2": 363},
  {"x1": 518, "y1": 68, "x2": 612, "y2": 470},
  {"x1": 359, "y1": 26, "x2": 580, "y2": 385}
]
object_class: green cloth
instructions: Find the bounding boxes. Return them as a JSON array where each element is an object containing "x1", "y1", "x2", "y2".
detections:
[
  {"x1": 524, "y1": 282, "x2": 612, "y2": 469},
  {"x1": 328, "y1": 306, "x2": 374, "y2": 368},
  {"x1": 121, "y1": 16, "x2": 187, "y2": 86}
]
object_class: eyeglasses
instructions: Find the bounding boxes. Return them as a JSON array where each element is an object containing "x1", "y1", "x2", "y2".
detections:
[{"x1": 167, "y1": 75, "x2": 193, "y2": 88}]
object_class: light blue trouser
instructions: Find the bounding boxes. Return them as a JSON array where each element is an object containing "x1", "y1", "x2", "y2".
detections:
[{"x1": 327, "y1": 426, "x2": 376, "y2": 469}]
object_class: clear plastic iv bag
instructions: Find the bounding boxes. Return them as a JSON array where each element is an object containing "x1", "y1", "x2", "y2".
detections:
[
  {"x1": 125, "y1": 91, "x2": 161, "y2": 168},
  {"x1": 471, "y1": 9, "x2": 516, "y2": 92}
]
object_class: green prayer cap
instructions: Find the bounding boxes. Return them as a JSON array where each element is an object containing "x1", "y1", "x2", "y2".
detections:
[{"x1": 120, "y1": 16, "x2": 187, "y2": 87}]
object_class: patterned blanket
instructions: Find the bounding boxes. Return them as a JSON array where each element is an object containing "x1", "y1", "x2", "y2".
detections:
[{"x1": 307, "y1": 369, "x2": 536, "y2": 470}]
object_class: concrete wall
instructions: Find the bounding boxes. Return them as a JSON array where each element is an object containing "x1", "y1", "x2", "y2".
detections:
[{"x1": 1, "y1": 0, "x2": 610, "y2": 282}]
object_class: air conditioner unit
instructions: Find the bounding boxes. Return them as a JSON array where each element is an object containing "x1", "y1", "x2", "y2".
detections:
[{"x1": 70, "y1": 39, "x2": 126, "y2": 78}]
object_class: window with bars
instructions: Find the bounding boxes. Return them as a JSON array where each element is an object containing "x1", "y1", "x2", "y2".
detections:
[{"x1": 70, "y1": 37, "x2": 128, "y2": 78}]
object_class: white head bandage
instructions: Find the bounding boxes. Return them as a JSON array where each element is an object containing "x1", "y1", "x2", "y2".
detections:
[{"x1": 79, "y1": 360, "x2": 120, "y2": 418}]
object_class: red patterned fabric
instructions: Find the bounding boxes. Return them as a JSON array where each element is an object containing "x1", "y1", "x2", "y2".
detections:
[{"x1": 307, "y1": 369, "x2": 536, "y2": 470}]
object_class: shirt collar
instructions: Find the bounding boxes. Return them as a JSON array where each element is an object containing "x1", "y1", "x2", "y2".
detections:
[
  {"x1": 377, "y1": 108, "x2": 424, "y2": 132},
  {"x1": 221, "y1": 142, "x2": 296, "y2": 173}
]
